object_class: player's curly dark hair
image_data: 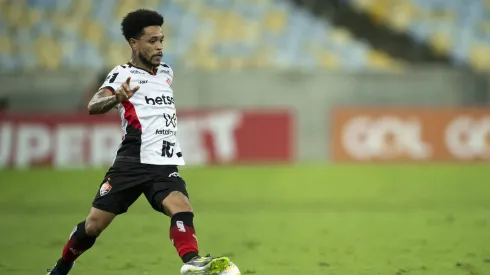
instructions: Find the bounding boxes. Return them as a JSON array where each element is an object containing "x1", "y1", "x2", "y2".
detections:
[{"x1": 121, "y1": 9, "x2": 164, "y2": 41}]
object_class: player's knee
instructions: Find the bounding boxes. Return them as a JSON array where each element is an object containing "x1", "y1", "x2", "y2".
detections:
[
  {"x1": 85, "y1": 214, "x2": 112, "y2": 236},
  {"x1": 162, "y1": 191, "x2": 193, "y2": 216},
  {"x1": 85, "y1": 217, "x2": 104, "y2": 236}
]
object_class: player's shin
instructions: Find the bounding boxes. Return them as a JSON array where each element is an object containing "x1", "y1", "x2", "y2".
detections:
[
  {"x1": 170, "y1": 212, "x2": 199, "y2": 263},
  {"x1": 61, "y1": 221, "x2": 97, "y2": 263}
]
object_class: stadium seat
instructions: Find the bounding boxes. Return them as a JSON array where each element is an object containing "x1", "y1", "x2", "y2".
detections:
[
  {"x1": 469, "y1": 45, "x2": 490, "y2": 72},
  {"x1": 80, "y1": 21, "x2": 104, "y2": 48},
  {"x1": 263, "y1": 10, "x2": 287, "y2": 34},
  {"x1": 367, "y1": 50, "x2": 397, "y2": 70},
  {"x1": 4, "y1": 1, "x2": 28, "y2": 29},
  {"x1": 0, "y1": 34, "x2": 13, "y2": 55},
  {"x1": 432, "y1": 34, "x2": 453, "y2": 57},
  {"x1": 34, "y1": 35, "x2": 62, "y2": 70},
  {"x1": 310, "y1": 47, "x2": 340, "y2": 69}
]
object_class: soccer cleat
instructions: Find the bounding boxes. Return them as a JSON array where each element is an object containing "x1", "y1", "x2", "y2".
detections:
[
  {"x1": 180, "y1": 254, "x2": 231, "y2": 275},
  {"x1": 46, "y1": 260, "x2": 74, "y2": 275}
]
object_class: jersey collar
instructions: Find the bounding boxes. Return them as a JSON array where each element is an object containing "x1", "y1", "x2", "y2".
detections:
[{"x1": 127, "y1": 62, "x2": 157, "y2": 75}]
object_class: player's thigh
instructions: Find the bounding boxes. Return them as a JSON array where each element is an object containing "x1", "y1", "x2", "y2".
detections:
[
  {"x1": 92, "y1": 161, "x2": 150, "y2": 215},
  {"x1": 143, "y1": 165, "x2": 190, "y2": 215}
]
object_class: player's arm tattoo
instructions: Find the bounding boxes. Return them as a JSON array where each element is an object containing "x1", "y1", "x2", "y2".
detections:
[{"x1": 87, "y1": 89, "x2": 119, "y2": 115}]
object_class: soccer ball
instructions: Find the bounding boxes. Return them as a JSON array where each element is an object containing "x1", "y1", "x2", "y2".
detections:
[{"x1": 219, "y1": 262, "x2": 241, "y2": 275}]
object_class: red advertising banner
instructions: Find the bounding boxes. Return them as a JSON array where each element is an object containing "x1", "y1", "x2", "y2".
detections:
[
  {"x1": 331, "y1": 108, "x2": 490, "y2": 162},
  {"x1": 0, "y1": 109, "x2": 293, "y2": 168}
]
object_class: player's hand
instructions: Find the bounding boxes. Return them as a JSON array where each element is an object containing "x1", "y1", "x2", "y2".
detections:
[{"x1": 115, "y1": 77, "x2": 140, "y2": 102}]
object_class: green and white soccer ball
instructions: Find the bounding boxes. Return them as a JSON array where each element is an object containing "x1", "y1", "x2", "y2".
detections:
[{"x1": 218, "y1": 262, "x2": 241, "y2": 275}]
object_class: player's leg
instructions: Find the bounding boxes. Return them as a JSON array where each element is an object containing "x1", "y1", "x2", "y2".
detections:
[
  {"x1": 47, "y1": 208, "x2": 116, "y2": 275},
  {"x1": 164, "y1": 191, "x2": 230, "y2": 275},
  {"x1": 163, "y1": 191, "x2": 198, "y2": 261},
  {"x1": 144, "y1": 166, "x2": 230, "y2": 275},
  {"x1": 47, "y1": 162, "x2": 148, "y2": 275}
]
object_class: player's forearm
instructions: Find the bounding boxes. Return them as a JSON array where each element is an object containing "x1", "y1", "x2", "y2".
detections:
[{"x1": 87, "y1": 93, "x2": 120, "y2": 115}]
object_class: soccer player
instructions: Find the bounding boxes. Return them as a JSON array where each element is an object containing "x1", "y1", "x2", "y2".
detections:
[{"x1": 47, "y1": 9, "x2": 231, "y2": 275}]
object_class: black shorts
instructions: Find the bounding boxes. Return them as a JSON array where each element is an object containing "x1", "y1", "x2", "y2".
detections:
[{"x1": 92, "y1": 161, "x2": 188, "y2": 215}]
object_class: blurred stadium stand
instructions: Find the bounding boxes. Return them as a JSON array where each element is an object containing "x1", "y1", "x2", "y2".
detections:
[
  {"x1": 345, "y1": 0, "x2": 490, "y2": 72},
  {"x1": 0, "y1": 0, "x2": 407, "y2": 72},
  {"x1": 1, "y1": 0, "x2": 489, "y2": 72}
]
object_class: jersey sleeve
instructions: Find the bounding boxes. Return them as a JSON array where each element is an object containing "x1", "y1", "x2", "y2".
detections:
[{"x1": 99, "y1": 66, "x2": 126, "y2": 94}]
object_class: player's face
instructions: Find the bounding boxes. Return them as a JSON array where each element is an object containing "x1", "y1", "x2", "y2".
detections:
[{"x1": 133, "y1": 25, "x2": 164, "y2": 68}]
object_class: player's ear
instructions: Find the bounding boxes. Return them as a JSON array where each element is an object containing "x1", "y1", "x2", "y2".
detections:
[{"x1": 129, "y1": 38, "x2": 138, "y2": 51}]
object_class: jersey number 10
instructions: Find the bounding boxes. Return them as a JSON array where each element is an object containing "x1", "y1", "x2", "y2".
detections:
[{"x1": 161, "y1": 140, "x2": 175, "y2": 158}]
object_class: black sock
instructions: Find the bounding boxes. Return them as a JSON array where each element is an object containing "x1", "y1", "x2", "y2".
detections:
[
  {"x1": 182, "y1": 251, "x2": 199, "y2": 263},
  {"x1": 61, "y1": 221, "x2": 97, "y2": 263}
]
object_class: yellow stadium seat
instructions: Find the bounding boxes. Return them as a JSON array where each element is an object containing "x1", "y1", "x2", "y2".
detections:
[
  {"x1": 242, "y1": 21, "x2": 261, "y2": 46},
  {"x1": 173, "y1": 0, "x2": 194, "y2": 8},
  {"x1": 248, "y1": 46, "x2": 274, "y2": 69},
  {"x1": 198, "y1": 7, "x2": 220, "y2": 23},
  {"x1": 192, "y1": 33, "x2": 214, "y2": 52},
  {"x1": 316, "y1": 49, "x2": 340, "y2": 69},
  {"x1": 0, "y1": 0, "x2": 6, "y2": 11},
  {"x1": 71, "y1": 0, "x2": 93, "y2": 18},
  {"x1": 115, "y1": 0, "x2": 141, "y2": 22},
  {"x1": 34, "y1": 36, "x2": 62, "y2": 70},
  {"x1": 263, "y1": 10, "x2": 286, "y2": 33},
  {"x1": 369, "y1": 0, "x2": 391, "y2": 25},
  {"x1": 80, "y1": 21, "x2": 104, "y2": 48},
  {"x1": 106, "y1": 44, "x2": 129, "y2": 68},
  {"x1": 367, "y1": 49, "x2": 396, "y2": 69},
  {"x1": 143, "y1": 0, "x2": 160, "y2": 9},
  {"x1": 388, "y1": 58, "x2": 406, "y2": 73},
  {"x1": 428, "y1": 32, "x2": 451, "y2": 56},
  {"x1": 126, "y1": 0, "x2": 143, "y2": 12},
  {"x1": 4, "y1": 1, "x2": 27, "y2": 29},
  {"x1": 183, "y1": 35, "x2": 219, "y2": 70},
  {"x1": 0, "y1": 35, "x2": 13, "y2": 54},
  {"x1": 53, "y1": 13, "x2": 78, "y2": 32},
  {"x1": 184, "y1": 0, "x2": 205, "y2": 14},
  {"x1": 214, "y1": 13, "x2": 248, "y2": 44},
  {"x1": 318, "y1": 53, "x2": 340, "y2": 69},
  {"x1": 331, "y1": 27, "x2": 353, "y2": 45},
  {"x1": 386, "y1": 1, "x2": 418, "y2": 32},
  {"x1": 469, "y1": 45, "x2": 490, "y2": 72},
  {"x1": 305, "y1": 43, "x2": 340, "y2": 69},
  {"x1": 195, "y1": 53, "x2": 220, "y2": 71}
]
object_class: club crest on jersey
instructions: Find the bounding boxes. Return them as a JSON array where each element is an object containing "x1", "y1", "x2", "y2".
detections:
[
  {"x1": 166, "y1": 78, "x2": 171, "y2": 85},
  {"x1": 100, "y1": 178, "x2": 112, "y2": 196}
]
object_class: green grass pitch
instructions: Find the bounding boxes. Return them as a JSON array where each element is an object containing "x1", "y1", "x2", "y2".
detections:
[{"x1": 1, "y1": 164, "x2": 490, "y2": 275}]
